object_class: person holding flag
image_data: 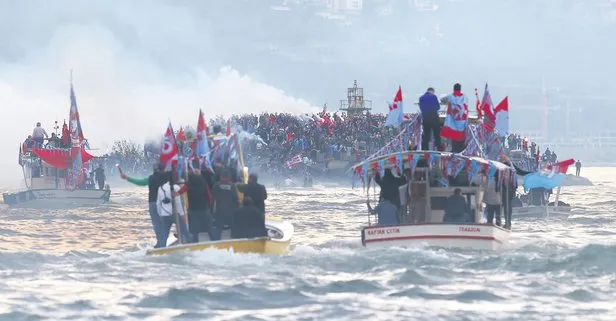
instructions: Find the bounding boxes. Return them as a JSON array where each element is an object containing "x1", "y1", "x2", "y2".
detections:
[{"x1": 441, "y1": 83, "x2": 469, "y2": 153}]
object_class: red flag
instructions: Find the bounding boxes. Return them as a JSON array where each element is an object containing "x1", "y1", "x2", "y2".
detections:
[
  {"x1": 494, "y1": 96, "x2": 509, "y2": 136},
  {"x1": 547, "y1": 158, "x2": 575, "y2": 174},
  {"x1": 160, "y1": 122, "x2": 179, "y2": 169},
  {"x1": 480, "y1": 83, "x2": 495, "y2": 132},
  {"x1": 177, "y1": 127, "x2": 187, "y2": 142},
  {"x1": 475, "y1": 88, "x2": 483, "y2": 118}
]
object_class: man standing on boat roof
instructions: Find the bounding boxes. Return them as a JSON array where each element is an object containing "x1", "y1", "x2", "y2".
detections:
[
  {"x1": 32, "y1": 122, "x2": 48, "y2": 148},
  {"x1": 441, "y1": 83, "x2": 469, "y2": 153},
  {"x1": 419, "y1": 87, "x2": 442, "y2": 151}
]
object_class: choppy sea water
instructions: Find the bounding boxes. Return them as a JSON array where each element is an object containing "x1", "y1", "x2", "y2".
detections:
[{"x1": 0, "y1": 167, "x2": 615, "y2": 321}]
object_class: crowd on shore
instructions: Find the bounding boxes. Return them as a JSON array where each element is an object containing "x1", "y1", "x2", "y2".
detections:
[{"x1": 99, "y1": 112, "x2": 559, "y2": 178}]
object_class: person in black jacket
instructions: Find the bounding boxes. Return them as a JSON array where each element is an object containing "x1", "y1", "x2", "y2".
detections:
[
  {"x1": 186, "y1": 170, "x2": 215, "y2": 242},
  {"x1": 374, "y1": 169, "x2": 406, "y2": 209},
  {"x1": 231, "y1": 196, "x2": 267, "y2": 239},
  {"x1": 212, "y1": 168, "x2": 240, "y2": 240},
  {"x1": 237, "y1": 173, "x2": 267, "y2": 213}
]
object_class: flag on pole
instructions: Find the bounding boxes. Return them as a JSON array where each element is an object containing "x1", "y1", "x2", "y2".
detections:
[
  {"x1": 384, "y1": 86, "x2": 404, "y2": 127},
  {"x1": 196, "y1": 109, "x2": 212, "y2": 171},
  {"x1": 160, "y1": 122, "x2": 179, "y2": 171},
  {"x1": 480, "y1": 83, "x2": 495, "y2": 132},
  {"x1": 494, "y1": 96, "x2": 509, "y2": 136}
]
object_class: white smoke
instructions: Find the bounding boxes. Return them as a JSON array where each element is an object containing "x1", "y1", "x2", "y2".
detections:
[{"x1": 0, "y1": 1, "x2": 319, "y2": 187}]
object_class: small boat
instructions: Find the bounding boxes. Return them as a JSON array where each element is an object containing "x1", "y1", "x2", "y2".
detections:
[
  {"x1": 3, "y1": 84, "x2": 111, "y2": 208},
  {"x1": 512, "y1": 159, "x2": 575, "y2": 219},
  {"x1": 146, "y1": 117, "x2": 294, "y2": 256},
  {"x1": 513, "y1": 186, "x2": 571, "y2": 219},
  {"x1": 353, "y1": 151, "x2": 514, "y2": 251},
  {"x1": 146, "y1": 217, "x2": 294, "y2": 256}
]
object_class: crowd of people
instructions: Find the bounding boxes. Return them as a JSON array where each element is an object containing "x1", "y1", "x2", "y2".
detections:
[{"x1": 121, "y1": 161, "x2": 268, "y2": 248}]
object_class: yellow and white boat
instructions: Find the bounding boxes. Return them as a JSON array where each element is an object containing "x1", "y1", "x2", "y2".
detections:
[
  {"x1": 147, "y1": 131, "x2": 295, "y2": 256},
  {"x1": 146, "y1": 216, "x2": 294, "y2": 256}
]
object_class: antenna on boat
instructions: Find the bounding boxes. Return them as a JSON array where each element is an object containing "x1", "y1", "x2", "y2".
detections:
[{"x1": 69, "y1": 69, "x2": 73, "y2": 85}]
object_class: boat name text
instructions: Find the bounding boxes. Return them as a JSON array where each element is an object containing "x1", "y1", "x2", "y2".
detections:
[
  {"x1": 458, "y1": 226, "x2": 480, "y2": 232},
  {"x1": 367, "y1": 228, "x2": 400, "y2": 235}
]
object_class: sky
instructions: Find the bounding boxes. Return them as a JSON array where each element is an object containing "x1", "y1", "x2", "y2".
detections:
[{"x1": 0, "y1": 0, "x2": 614, "y2": 185}]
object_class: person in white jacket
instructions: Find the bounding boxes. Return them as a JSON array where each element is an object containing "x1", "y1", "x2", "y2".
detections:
[{"x1": 156, "y1": 179, "x2": 192, "y2": 247}]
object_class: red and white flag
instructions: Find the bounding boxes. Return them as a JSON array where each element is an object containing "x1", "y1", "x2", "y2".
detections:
[
  {"x1": 385, "y1": 86, "x2": 404, "y2": 127},
  {"x1": 160, "y1": 122, "x2": 179, "y2": 170},
  {"x1": 494, "y1": 96, "x2": 509, "y2": 136},
  {"x1": 286, "y1": 154, "x2": 303, "y2": 168},
  {"x1": 480, "y1": 83, "x2": 495, "y2": 132}
]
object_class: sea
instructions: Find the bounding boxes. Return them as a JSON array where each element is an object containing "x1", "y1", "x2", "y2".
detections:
[{"x1": 0, "y1": 167, "x2": 615, "y2": 321}]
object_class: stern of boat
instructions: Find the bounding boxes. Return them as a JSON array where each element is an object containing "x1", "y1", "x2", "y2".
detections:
[{"x1": 361, "y1": 223, "x2": 510, "y2": 251}]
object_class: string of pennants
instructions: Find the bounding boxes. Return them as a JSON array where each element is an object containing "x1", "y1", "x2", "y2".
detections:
[
  {"x1": 364, "y1": 114, "x2": 505, "y2": 163},
  {"x1": 353, "y1": 151, "x2": 515, "y2": 189}
]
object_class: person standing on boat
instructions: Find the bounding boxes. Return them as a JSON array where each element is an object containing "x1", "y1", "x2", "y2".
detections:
[
  {"x1": 374, "y1": 168, "x2": 406, "y2": 209},
  {"x1": 32, "y1": 122, "x2": 48, "y2": 148},
  {"x1": 499, "y1": 156, "x2": 516, "y2": 230},
  {"x1": 237, "y1": 173, "x2": 268, "y2": 213},
  {"x1": 212, "y1": 168, "x2": 240, "y2": 240},
  {"x1": 120, "y1": 163, "x2": 172, "y2": 248},
  {"x1": 186, "y1": 169, "x2": 216, "y2": 242},
  {"x1": 231, "y1": 196, "x2": 267, "y2": 239},
  {"x1": 441, "y1": 83, "x2": 469, "y2": 153},
  {"x1": 94, "y1": 164, "x2": 106, "y2": 190},
  {"x1": 575, "y1": 160, "x2": 581, "y2": 176},
  {"x1": 157, "y1": 176, "x2": 192, "y2": 246},
  {"x1": 483, "y1": 179, "x2": 502, "y2": 226},
  {"x1": 419, "y1": 87, "x2": 442, "y2": 151},
  {"x1": 443, "y1": 188, "x2": 473, "y2": 223}
]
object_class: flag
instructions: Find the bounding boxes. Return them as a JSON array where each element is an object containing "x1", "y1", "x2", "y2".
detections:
[
  {"x1": 69, "y1": 84, "x2": 85, "y2": 143},
  {"x1": 196, "y1": 109, "x2": 212, "y2": 171},
  {"x1": 67, "y1": 146, "x2": 84, "y2": 189},
  {"x1": 523, "y1": 172, "x2": 566, "y2": 192},
  {"x1": 441, "y1": 91, "x2": 469, "y2": 142},
  {"x1": 177, "y1": 127, "x2": 187, "y2": 142},
  {"x1": 286, "y1": 154, "x2": 303, "y2": 168},
  {"x1": 546, "y1": 158, "x2": 574, "y2": 174},
  {"x1": 494, "y1": 96, "x2": 509, "y2": 136},
  {"x1": 474, "y1": 88, "x2": 483, "y2": 118},
  {"x1": 385, "y1": 86, "x2": 404, "y2": 127},
  {"x1": 480, "y1": 83, "x2": 495, "y2": 132},
  {"x1": 160, "y1": 122, "x2": 179, "y2": 170}
]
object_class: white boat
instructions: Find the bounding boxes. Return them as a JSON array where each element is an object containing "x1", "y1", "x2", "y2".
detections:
[
  {"x1": 513, "y1": 186, "x2": 570, "y2": 219},
  {"x1": 3, "y1": 84, "x2": 110, "y2": 208},
  {"x1": 353, "y1": 151, "x2": 514, "y2": 251}
]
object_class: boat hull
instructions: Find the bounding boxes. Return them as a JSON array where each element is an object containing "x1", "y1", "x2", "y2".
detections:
[
  {"x1": 513, "y1": 205, "x2": 571, "y2": 219},
  {"x1": 146, "y1": 216, "x2": 294, "y2": 256},
  {"x1": 362, "y1": 223, "x2": 510, "y2": 251},
  {"x1": 2, "y1": 188, "x2": 111, "y2": 208},
  {"x1": 146, "y1": 237, "x2": 289, "y2": 256}
]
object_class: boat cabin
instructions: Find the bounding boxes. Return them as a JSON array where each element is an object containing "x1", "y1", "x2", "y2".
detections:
[{"x1": 358, "y1": 151, "x2": 514, "y2": 226}]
